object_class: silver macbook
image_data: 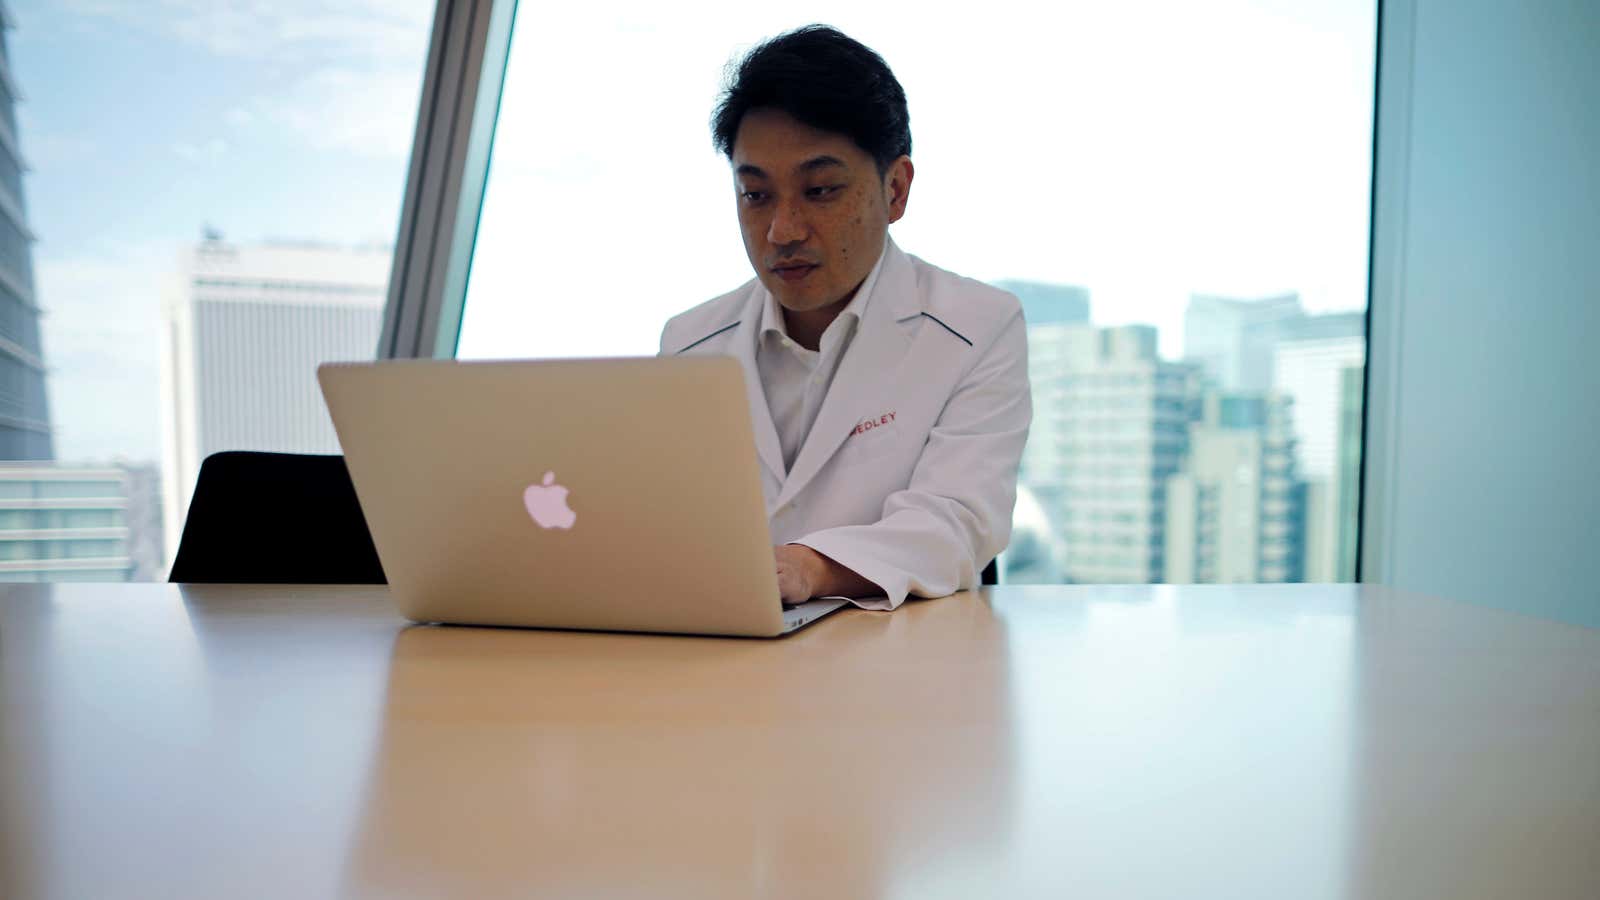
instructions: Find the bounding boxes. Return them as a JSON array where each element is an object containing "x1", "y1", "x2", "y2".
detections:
[{"x1": 317, "y1": 356, "x2": 850, "y2": 637}]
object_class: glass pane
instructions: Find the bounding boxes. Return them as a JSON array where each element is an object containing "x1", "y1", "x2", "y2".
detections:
[
  {"x1": 6, "y1": 1, "x2": 435, "y2": 581},
  {"x1": 459, "y1": 1, "x2": 1376, "y2": 584}
]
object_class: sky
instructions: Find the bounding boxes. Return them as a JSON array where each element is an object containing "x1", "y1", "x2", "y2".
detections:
[
  {"x1": 9, "y1": 0, "x2": 1375, "y2": 464},
  {"x1": 459, "y1": 0, "x2": 1377, "y2": 361},
  {"x1": 11, "y1": 0, "x2": 432, "y2": 463}
]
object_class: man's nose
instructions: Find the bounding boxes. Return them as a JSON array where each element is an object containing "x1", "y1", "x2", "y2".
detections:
[{"x1": 766, "y1": 199, "x2": 809, "y2": 246}]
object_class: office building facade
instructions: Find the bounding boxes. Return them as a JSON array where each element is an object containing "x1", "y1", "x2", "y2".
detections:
[
  {"x1": 1272, "y1": 333, "x2": 1367, "y2": 480},
  {"x1": 0, "y1": 8, "x2": 52, "y2": 461},
  {"x1": 1183, "y1": 293, "x2": 1304, "y2": 393},
  {"x1": 0, "y1": 464, "x2": 133, "y2": 581},
  {"x1": 1334, "y1": 364, "x2": 1364, "y2": 581},
  {"x1": 1021, "y1": 323, "x2": 1198, "y2": 583},
  {"x1": 1184, "y1": 295, "x2": 1364, "y2": 582},
  {"x1": 1164, "y1": 391, "x2": 1305, "y2": 584},
  {"x1": 1273, "y1": 334, "x2": 1364, "y2": 580},
  {"x1": 160, "y1": 239, "x2": 390, "y2": 557}
]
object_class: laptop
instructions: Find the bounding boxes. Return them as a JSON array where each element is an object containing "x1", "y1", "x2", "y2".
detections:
[{"x1": 317, "y1": 356, "x2": 851, "y2": 637}]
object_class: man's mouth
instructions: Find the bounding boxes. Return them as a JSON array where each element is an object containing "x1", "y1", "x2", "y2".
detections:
[{"x1": 771, "y1": 262, "x2": 819, "y2": 283}]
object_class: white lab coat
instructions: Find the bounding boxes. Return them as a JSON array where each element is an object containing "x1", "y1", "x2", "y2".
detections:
[{"x1": 659, "y1": 239, "x2": 1031, "y2": 609}]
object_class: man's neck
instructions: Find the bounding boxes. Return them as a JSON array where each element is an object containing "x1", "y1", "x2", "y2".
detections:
[{"x1": 782, "y1": 280, "x2": 863, "y2": 351}]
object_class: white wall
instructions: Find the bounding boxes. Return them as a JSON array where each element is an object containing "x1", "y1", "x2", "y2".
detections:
[{"x1": 1364, "y1": 0, "x2": 1600, "y2": 626}]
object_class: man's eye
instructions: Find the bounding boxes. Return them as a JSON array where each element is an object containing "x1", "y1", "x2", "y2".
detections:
[
  {"x1": 806, "y1": 185, "x2": 842, "y2": 199},
  {"x1": 741, "y1": 191, "x2": 769, "y2": 204}
]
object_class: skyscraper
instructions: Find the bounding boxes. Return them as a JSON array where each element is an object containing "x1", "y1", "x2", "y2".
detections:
[
  {"x1": 1184, "y1": 296, "x2": 1365, "y2": 582},
  {"x1": 1018, "y1": 322, "x2": 1099, "y2": 504},
  {"x1": 1273, "y1": 332, "x2": 1365, "y2": 581},
  {"x1": 1273, "y1": 335, "x2": 1366, "y2": 482},
  {"x1": 992, "y1": 280, "x2": 1091, "y2": 327},
  {"x1": 0, "y1": 7, "x2": 52, "y2": 460},
  {"x1": 1021, "y1": 323, "x2": 1198, "y2": 584},
  {"x1": 1281, "y1": 311, "x2": 1365, "y2": 344},
  {"x1": 1164, "y1": 390, "x2": 1305, "y2": 584},
  {"x1": 1183, "y1": 293, "x2": 1304, "y2": 392},
  {"x1": 1334, "y1": 364, "x2": 1364, "y2": 581},
  {"x1": 160, "y1": 239, "x2": 390, "y2": 558}
]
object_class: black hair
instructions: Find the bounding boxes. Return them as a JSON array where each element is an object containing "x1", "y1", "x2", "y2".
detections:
[{"x1": 711, "y1": 25, "x2": 911, "y2": 175}]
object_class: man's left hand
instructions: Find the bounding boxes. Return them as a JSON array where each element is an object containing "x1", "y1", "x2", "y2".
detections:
[
  {"x1": 773, "y1": 544, "x2": 822, "y2": 605},
  {"x1": 773, "y1": 544, "x2": 879, "y2": 605}
]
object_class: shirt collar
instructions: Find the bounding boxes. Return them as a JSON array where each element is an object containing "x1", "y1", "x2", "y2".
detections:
[{"x1": 759, "y1": 239, "x2": 890, "y2": 348}]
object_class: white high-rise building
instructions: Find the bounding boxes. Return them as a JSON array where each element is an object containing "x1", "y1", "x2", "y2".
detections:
[
  {"x1": 1021, "y1": 323, "x2": 1198, "y2": 584},
  {"x1": 0, "y1": 465, "x2": 134, "y2": 582},
  {"x1": 1273, "y1": 336, "x2": 1365, "y2": 581},
  {"x1": 1018, "y1": 323, "x2": 1100, "y2": 497},
  {"x1": 159, "y1": 240, "x2": 390, "y2": 561},
  {"x1": 1272, "y1": 336, "x2": 1366, "y2": 481}
]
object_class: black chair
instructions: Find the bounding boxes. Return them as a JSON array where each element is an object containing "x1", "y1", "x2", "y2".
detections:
[{"x1": 169, "y1": 451, "x2": 386, "y2": 584}]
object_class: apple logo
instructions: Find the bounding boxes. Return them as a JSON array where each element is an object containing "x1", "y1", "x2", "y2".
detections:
[{"x1": 523, "y1": 471, "x2": 577, "y2": 530}]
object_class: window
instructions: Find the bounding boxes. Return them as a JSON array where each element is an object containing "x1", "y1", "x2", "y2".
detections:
[
  {"x1": 453, "y1": 1, "x2": 1376, "y2": 585},
  {"x1": 6, "y1": 1, "x2": 437, "y2": 581}
]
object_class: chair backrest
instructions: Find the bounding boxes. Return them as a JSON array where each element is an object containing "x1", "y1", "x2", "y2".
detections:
[
  {"x1": 168, "y1": 451, "x2": 386, "y2": 584},
  {"x1": 982, "y1": 558, "x2": 999, "y2": 586}
]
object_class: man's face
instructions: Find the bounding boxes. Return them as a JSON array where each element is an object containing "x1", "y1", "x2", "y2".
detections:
[{"x1": 731, "y1": 107, "x2": 912, "y2": 313}]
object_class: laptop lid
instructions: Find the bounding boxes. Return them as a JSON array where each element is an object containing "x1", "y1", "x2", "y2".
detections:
[{"x1": 318, "y1": 356, "x2": 788, "y2": 637}]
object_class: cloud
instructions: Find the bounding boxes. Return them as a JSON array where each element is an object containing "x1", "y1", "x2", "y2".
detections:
[
  {"x1": 57, "y1": 0, "x2": 433, "y2": 65},
  {"x1": 252, "y1": 65, "x2": 424, "y2": 159},
  {"x1": 171, "y1": 137, "x2": 228, "y2": 163},
  {"x1": 33, "y1": 241, "x2": 174, "y2": 464},
  {"x1": 50, "y1": 0, "x2": 433, "y2": 162},
  {"x1": 17, "y1": 131, "x2": 99, "y2": 169},
  {"x1": 55, "y1": 0, "x2": 432, "y2": 161}
]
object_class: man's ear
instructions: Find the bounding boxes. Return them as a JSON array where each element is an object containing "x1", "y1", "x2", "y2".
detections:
[{"x1": 885, "y1": 156, "x2": 914, "y2": 224}]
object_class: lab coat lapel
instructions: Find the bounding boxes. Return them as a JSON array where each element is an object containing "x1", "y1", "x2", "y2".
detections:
[
  {"x1": 730, "y1": 293, "x2": 785, "y2": 484},
  {"x1": 775, "y1": 241, "x2": 920, "y2": 509}
]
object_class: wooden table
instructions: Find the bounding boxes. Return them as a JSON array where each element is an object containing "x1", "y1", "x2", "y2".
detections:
[{"x1": 2, "y1": 583, "x2": 1596, "y2": 899}]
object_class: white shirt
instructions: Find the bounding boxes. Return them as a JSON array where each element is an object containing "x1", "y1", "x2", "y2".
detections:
[{"x1": 756, "y1": 245, "x2": 888, "y2": 475}]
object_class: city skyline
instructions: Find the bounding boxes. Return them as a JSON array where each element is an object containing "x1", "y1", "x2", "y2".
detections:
[
  {"x1": 1008, "y1": 293, "x2": 1361, "y2": 585},
  {"x1": 3, "y1": 1, "x2": 1376, "y2": 587}
]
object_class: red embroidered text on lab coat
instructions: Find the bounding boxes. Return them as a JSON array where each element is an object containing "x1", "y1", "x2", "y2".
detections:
[{"x1": 851, "y1": 412, "x2": 897, "y2": 437}]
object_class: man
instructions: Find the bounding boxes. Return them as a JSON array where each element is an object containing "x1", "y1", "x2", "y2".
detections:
[{"x1": 659, "y1": 25, "x2": 1031, "y2": 610}]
